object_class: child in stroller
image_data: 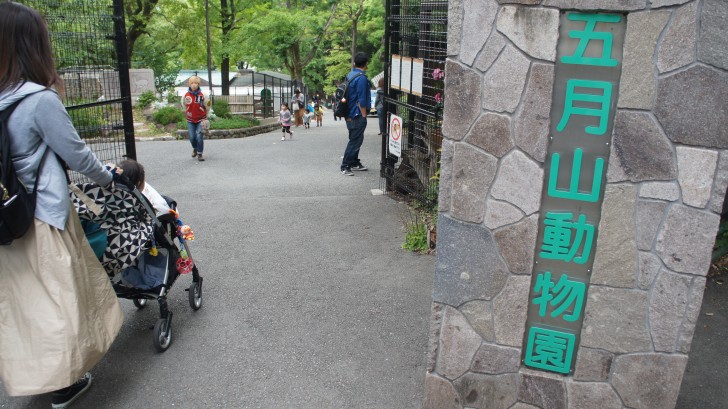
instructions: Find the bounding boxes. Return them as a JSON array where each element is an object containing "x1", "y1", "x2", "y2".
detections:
[{"x1": 70, "y1": 159, "x2": 203, "y2": 352}]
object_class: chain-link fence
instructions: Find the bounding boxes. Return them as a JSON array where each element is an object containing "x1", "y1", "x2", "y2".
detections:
[{"x1": 18, "y1": 0, "x2": 135, "y2": 178}]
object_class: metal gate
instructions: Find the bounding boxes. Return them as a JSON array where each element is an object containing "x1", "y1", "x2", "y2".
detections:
[
  {"x1": 18, "y1": 0, "x2": 136, "y2": 179},
  {"x1": 381, "y1": 0, "x2": 447, "y2": 206}
]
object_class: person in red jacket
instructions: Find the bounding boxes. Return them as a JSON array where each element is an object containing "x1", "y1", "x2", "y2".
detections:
[{"x1": 182, "y1": 76, "x2": 209, "y2": 161}]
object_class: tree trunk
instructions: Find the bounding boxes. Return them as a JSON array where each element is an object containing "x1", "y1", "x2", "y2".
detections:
[{"x1": 124, "y1": 0, "x2": 160, "y2": 60}]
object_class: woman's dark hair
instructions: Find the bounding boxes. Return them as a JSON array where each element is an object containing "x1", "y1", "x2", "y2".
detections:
[
  {"x1": 0, "y1": 2, "x2": 61, "y2": 93},
  {"x1": 118, "y1": 159, "x2": 145, "y2": 189},
  {"x1": 294, "y1": 89, "x2": 300, "y2": 94}
]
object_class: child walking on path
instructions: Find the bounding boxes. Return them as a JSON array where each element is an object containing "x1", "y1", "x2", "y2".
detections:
[
  {"x1": 278, "y1": 103, "x2": 293, "y2": 141},
  {"x1": 315, "y1": 104, "x2": 324, "y2": 127},
  {"x1": 182, "y1": 76, "x2": 209, "y2": 161}
]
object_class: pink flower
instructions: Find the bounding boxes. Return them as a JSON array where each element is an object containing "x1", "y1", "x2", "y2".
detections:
[
  {"x1": 435, "y1": 93, "x2": 442, "y2": 103},
  {"x1": 432, "y1": 68, "x2": 444, "y2": 80}
]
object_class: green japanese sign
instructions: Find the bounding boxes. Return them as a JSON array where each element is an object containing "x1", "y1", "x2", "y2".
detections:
[{"x1": 522, "y1": 11, "x2": 626, "y2": 375}]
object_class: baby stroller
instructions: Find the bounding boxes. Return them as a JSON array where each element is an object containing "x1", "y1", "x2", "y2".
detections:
[{"x1": 70, "y1": 176, "x2": 203, "y2": 352}]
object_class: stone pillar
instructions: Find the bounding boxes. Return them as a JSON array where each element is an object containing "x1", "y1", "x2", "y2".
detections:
[{"x1": 427, "y1": 1, "x2": 728, "y2": 408}]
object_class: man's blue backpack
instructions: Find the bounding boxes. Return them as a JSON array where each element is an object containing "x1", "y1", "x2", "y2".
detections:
[{"x1": 334, "y1": 72, "x2": 364, "y2": 118}]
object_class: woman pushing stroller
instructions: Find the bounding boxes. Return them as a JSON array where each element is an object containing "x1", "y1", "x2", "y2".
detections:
[{"x1": 0, "y1": 2, "x2": 123, "y2": 407}]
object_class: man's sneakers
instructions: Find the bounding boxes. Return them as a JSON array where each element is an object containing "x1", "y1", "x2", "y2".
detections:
[
  {"x1": 350, "y1": 164, "x2": 368, "y2": 171},
  {"x1": 197, "y1": 154, "x2": 205, "y2": 161},
  {"x1": 51, "y1": 372, "x2": 93, "y2": 409},
  {"x1": 341, "y1": 168, "x2": 354, "y2": 176},
  {"x1": 191, "y1": 148, "x2": 197, "y2": 158}
]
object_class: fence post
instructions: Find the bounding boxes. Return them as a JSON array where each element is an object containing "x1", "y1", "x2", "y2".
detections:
[{"x1": 112, "y1": 0, "x2": 136, "y2": 160}]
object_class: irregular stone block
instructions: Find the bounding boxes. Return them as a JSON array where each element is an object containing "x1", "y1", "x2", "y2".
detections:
[
  {"x1": 677, "y1": 276, "x2": 706, "y2": 353},
  {"x1": 636, "y1": 200, "x2": 668, "y2": 251},
  {"x1": 436, "y1": 306, "x2": 483, "y2": 380},
  {"x1": 638, "y1": 251, "x2": 661, "y2": 290},
  {"x1": 652, "y1": 0, "x2": 692, "y2": 7},
  {"x1": 451, "y1": 143, "x2": 498, "y2": 223},
  {"x1": 471, "y1": 343, "x2": 521, "y2": 374},
  {"x1": 518, "y1": 371, "x2": 566, "y2": 409},
  {"x1": 677, "y1": 146, "x2": 718, "y2": 208},
  {"x1": 566, "y1": 381, "x2": 622, "y2": 409},
  {"x1": 484, "y1": 199, "x2": 523, "y2": 230},
  {"x1": 459, "y1": 300, "x2": 495, "y2": 342},
  {"x1": 612, "y1": 110, "x2": 677, "y2": 183},
  {"x1": 465, "y1": 113, "x2": 513, "y2": 158},
  {"x1": 573, "y1": 347, "x2": 614, "y2": 382},
  {"x1": 708, "y1": 151, "x2": 728, "y2": 214},
  {"x1": 443, "y1": 61, "x2": 482, "y2": 142},
  {"x1": 638, "y1": 181, "x2": 680, "y2": 202},
  {"x1": 460, "y1": 0, "x2": 499, "y2": 66},
  {"x1": 511, "y1": 404, "x2": 540, "y2": 409},
  {"x1": 581, "y1": 286, "x2": 652, "y2": 353},
  {"x1": 428, "y1": 303, "x2": 445, "y2": 372},
  {"x1": 514, "y1": 63, "x2": 553, "y2": 163},
  {"x1": 606, "y1": 143, "x2": 629, "y2": 183},
  {"x1": 494, "y1": 213, "x2": 538, "y2": 275},
  {"x1": 617, "y1": 11, "x2": 670, "y2": 110},
  {"x1": 618, "y1": 10, "x2": 670, "y2": 109},
  {"x1": 544, "y1": 0, "x2": 646, "y2": 10},
  {"x1": 434, "y1": 215, "x2": 510, "y2": 306},
  {"x1": 424, "y1": 372, "x2": 461, "y2": 409},
  {"x1": 655, "y1": 204, "x2": 720, "y2": 275},
  {"x1": 655, "y1": 65, "x2": 728, "y2": 148},
  {"x1": 490, "y1": 151, "x2": 543, "y2": 215},
  {"x1": 454, "y1": 373, "x2": 518, "y2": 409},
  {"x1": 612, "y1": 353, "x2": 688, "y2": 409},
  {"x1": 592, "y1": 184, "x2": 638, "y2": 288},
  {"x1": 475, "y1": 32, "x2": 507, "y2": 73},
  {"x1": 657, "y1": 1, "x2": 698, "y2": 73},
  {"x1": 650, "y1": 269, "x2": 693, "y2": 352},
  {"x1": 497, "y1": 0, "x2": 540, "y2": 4},
  {"x1": 698, "y1": 0, "x2": 728, "y2": 70},
  {"x1": 482, "y1": 45, "x2": 530, "y2": 113},
  {"x1": 496, "y1": 6, "x2": 559, "y2": 62},
  {"x1": 439, "y1": 139, "x2": 454, "y2": 213},
  {"x1": 493, "y1": 275, "x2": 531, "y2": 346},
  {"x1": 446, "y1": 0, "x2": 464, "y2": 57}
]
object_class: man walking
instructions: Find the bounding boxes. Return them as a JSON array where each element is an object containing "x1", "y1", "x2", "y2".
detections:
[{"x1": 341, "y1": 52, "x2": 371, "y2": 176}]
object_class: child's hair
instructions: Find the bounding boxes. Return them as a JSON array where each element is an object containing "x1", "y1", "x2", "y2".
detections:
[
  {"x1": 281, "y1": 102, "x2": 288, "y2": 109},
  {"x1": 188, "y1": 75, "x2": 201, "y2": 85},
  {"x1": 118, "y1": 159, "x2": 145, "y2": 189}
]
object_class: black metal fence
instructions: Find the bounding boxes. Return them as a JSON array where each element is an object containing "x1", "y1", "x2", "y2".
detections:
[
  {"x1": 216, "y1": 71, "x2": 307, "y2": 119},
  {"x1": 381, "y1": 0, "x2": 447, "y2": 206},
  {"x1": 18, "y1": 0, "x2": 135, "y2": 178}
]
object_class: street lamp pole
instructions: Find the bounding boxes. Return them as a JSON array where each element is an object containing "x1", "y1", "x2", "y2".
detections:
[{"x1": 205, "y1": 0, "x2": 214, "y2": 100}]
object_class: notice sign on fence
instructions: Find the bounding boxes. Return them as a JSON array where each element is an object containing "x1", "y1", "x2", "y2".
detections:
[
  {"x1": 521, "y1": 12, "x2": 626, "y2": 375},
  {"x1": 389, "y1": 114, "x2": 402, "y2": 157}
]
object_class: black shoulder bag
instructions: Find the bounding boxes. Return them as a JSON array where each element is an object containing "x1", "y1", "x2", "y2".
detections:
[{"x1": 0, "y1": 98, "x2": 49, "y2": 245}]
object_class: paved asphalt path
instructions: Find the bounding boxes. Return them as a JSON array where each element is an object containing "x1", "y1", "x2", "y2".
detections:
[{"x1": 1, "y1": 115, "x2": 434, "y2": 408}]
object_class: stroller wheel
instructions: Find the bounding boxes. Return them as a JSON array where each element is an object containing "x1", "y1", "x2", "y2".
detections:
[
  {"x1": 153, "y1": 318, "x2": 172, "y2": 352},
  {"x1": 188, "y1": 282, "x2": 202, "y2": 310},
  {"x1": 133, "y1": 298, "x2": 147, "y2": 309}
]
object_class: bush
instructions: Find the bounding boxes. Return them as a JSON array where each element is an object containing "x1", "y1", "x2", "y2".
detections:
[
  {"x1": 153, "y1": 106, "x2": 185, "y2": 126},
  {"x1": 137, "y1": 90, "x2": 157, "y2": 108},
  {"x1": 69, "y1": 107, "x2": 105, "y2": 138},
  {"x1": 212, "y1": 99, "x2": 231, "y2": 119},
  {"x1": 166, "y1": 92, "x2": 180, "y2": 105}
]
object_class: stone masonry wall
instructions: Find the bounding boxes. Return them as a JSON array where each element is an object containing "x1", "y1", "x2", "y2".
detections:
[{"x1": 428, "y1": 1, "x2": 728, "y2": 408}]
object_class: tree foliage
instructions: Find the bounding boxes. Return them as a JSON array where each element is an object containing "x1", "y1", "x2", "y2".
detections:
[{"x1": 128, "y1": 0, "x2": 385, "y2": 95}]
